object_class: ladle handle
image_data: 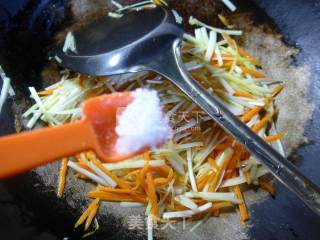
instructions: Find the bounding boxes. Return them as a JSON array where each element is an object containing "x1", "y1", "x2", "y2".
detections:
[
  {"x1": 0, "y1": 120, "x2": 96, "y2": 179},
  {"x1": 152, "y1": 39, "x2": 320, "y2": 216}
]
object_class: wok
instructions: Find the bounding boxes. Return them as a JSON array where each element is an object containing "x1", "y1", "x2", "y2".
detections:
[{"x1": 0, "y1": 0, "x2": 320, "y2": 239}]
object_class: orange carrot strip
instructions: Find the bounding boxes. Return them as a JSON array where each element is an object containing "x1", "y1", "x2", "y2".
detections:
[
  {"x1": 154, "y1": 168, "x2": 173, "y2": 186},
  {"x1": 212, "y1": 209, "x2": 220, "y2": 217},
  {"x1": 264, "y1": 133, "x2": 284, "y2": 142},
  {"x1": 272, "y1": 84, "x2": 284, "y2": 97},
  {"x1": 153, "y1": 0, "x2": 163, "y2": 6},
  {"x1": 99, "y1": 187, "x2": 137, "y2": 194},
  {"x1": 242, "y1": 67, "x2": 267, "y2": 78},
  {"x1": 154, "y1": 178, "x2": 168, "y2": 185},
  {"x1": 191, "y1": 73, "x2": 206, "y2": 82},
  {"x1": 225, "y1": 149, "x2": 240, "y2": 179},
  {"x1": 133, "y1": 163, "x2": 150, "y2": 190},
  {"x1": 143, "y1": 152, "x2": 152, "y2": 161},
  {"x1": 233, "y1": 185, "x2": 249, "y2": 223},
  {"x1": 192, "y1": 202, "x2": 234, "y2": 221},
  {"x1": 197, "y1": 172, "x2": 212, "y2": 191},
  {"x1": 259, "y1": 178, "x2": 276, "y2": 196},
  {"x1": 146, "y1": 172, "x2": 159, "y2": 217},
  {"x1": 241, "y1": 97, "x2": 272, "y2": 123},
  {"x1": 74, "y1": 173, "x2": 90, "y2": 180},
  {"x1": 75, "y1": 198, "x2": 100, "y2": 228},
  {"x1": 208, "y1": 151, "x2": 233, "y2": 192},
  {"x1": 241, "y1": 106, "x2": 263, "y2": 123},
  {"x1": 57, "y1": 157, "x2": 68, "y2": 198},
  {"x1": 214, "y1": 142, "x2": 231, "y2": 151},
  {"x1": 87, "y1": 153, "x2": 131, "y2": 190},
  {"x1": 88, "y1": 191, "x2": 147, "y2": 203},
  {"x1": 85, "y1": 201, "x2": 99, "y2": 230},
  {"x1": 222, "y1": 33, "x2": 237, "y2": 50},
  {"x1": 208, "y1": 157, "x2": 219, "y2": 172},
  {"x1": 224, "y1": 60, "x2": 235, "y2": 67},
  {"x1": 93, "y1": 160, "x2": 131, "y2": 189},
  {"x1": 213, "y1": 202, "x2": 234, "y2": 210},
  {"x1": 170, "y1": 204, "x2": 189, "y2": 211},
  {"x1": 37, "y1": 89, "x2": 54, "y2": 96},
  {"x1": 233, "y1": 91, "x2": 255, "y2": 99},
  {"x1": 244, "y1": 171, "x2": 252, "y2": 184},
  {"x1": 125, "y1": 169, "x2": 141, "y2": 178},
  {"x1": 76, "y1": 162, "x2": 92, "y2": 171},
  {"x1": 151, "y1": 165, "x2": 170, "y2": 177},
  {"x1": 252, "y1": 114, "x2": 271, "y2": 133},
  {"x1": 238, "y1": 47, "x2": 261, "y2": 66}
]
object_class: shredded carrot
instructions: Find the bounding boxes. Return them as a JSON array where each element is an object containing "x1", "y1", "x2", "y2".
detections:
[
  {"x1": 57, "y1": 157, "x2": 68, "y2": 198},
  {"x1": 133, "y1": 163, "x2": 150, "y2": 190},
  {"x1": 214, "y1": 142, "x2": 231, "y2": 151},
  {"x1": 213, "y1": 202, "x2": 234, "y2": 210},
  {"x1": 233, "y1": 91, "x2": 255, "y2": 99},
  {"x1": 238, "y1": 47, "x2": 261, "y2": 66},
  {"x1": 192, "y1": 199, "x2": 207, "y2": 205},
  {"x1": 197, "y1": 171, "x2": 212, "y2": 191},
  {"x1": 88, "y1": 191, "x2": 147, "y2": 203},
  {"x1": 233, "y1": 185, "x2": 249, "y2": 223},
  {"x1": 192, "y1": 202, "x2": 234, "y2": 221},
  {"x1": 85, "y1": 201, "x2": 99, "y2": 230},
  {"x1": 222, "y1": 60, "x2": 234, "y2": 68},
  {"x1": 208, "y1": 157, "x2": 219, "y2": 172},
  {"x1": 37, "y1": 89, "x2": 54, "y2": 96},
  {"x1": 259, "y1": 178, "x2": 276, "y2": 196},
  {"x1": 212, "y1": 209, "x2": 220, "y2": 217},
  {"x1": 214, "y1": 137, "x2": 233, "y2": 151},
  {"x1": 264, "y1": 133, "x2": 284, "y2": 142},
  {"x1": 170, "y1": 204, "x2": 188, "y2": 211},
  {"x1": 252, "y1": 114, "x2": 271, "y2": 133},
  {"x1": 272, "y1": 84, "x2": 284, "y2": 97},
  {"x1": 191, "y1": 73, "x2": 206, "y2": 82},
  {"x1": 87, "y1": 153, "x2": 131, "y2": 190},
  {"x1": 75, "y1": 162, "x2": 93, "y2": 172},
  {"x1": 154, "y1": 168, "x2": 173, "y2": 186},
  {"x1": 208, "y1": 151, "x2": 233, "y2": 192},
  {"x1": 151, "y1": 165, "x2": 170, "y2": 177},
  {"x1": 99, "y1": 187, "x2": 137, "y2": 194},
  {"x1": 153, "y1": 0, "x2": 163, "y2": 6},
  {"x1": 125, "y1": 169, "x2": 140, "y2": 179},
  {"x1": 241, "y1": 97, "x2": 273, "y2": 123},
  {"x1": 241, "y1": 67, "x2": 267, "y2": 78},
  {"x1": 74, "y1": 173, "x2": 90, "y2": 180},
  {"x1": 212, "y1": 53, "x2": 235, "y2": 61},
  {"x1": 154, "y1": 178, "x2": 168, "y2": 185},
  {"x1": 241, "y1": 106, "x2": 263, "y2": 123},
  {"x1": 146, "y1": 172, "x2": 159, "y2": 217},
  {"x1": 224, "y1": 149, "x2": 240, "y2": 179},
  {"x1": 143, "y1": 152, "x2": 152, "y2": 161},
  {"x1": 222, "y1": 33, "x2": 237, "y2": 50},
  {"x1": 75, "y1": 198, "x2": 100, "y2": 228},
  {"x1": 243, "y1": 171, "x2": 252, "y2": 185}
]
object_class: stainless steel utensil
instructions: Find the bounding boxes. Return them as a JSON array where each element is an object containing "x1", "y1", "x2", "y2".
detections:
[{"x1": 52, "y1": 7, "x2": 320, "y2": 215}]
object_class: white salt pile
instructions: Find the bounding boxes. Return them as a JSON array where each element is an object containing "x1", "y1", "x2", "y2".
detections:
[{"x1": 115, "y1": 88, "x2": 172, "y2": 154}]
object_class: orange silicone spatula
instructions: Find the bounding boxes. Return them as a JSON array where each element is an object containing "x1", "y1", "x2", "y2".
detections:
[{"x1": 0, "y1": 92, "x2": 145, "y2": 179}]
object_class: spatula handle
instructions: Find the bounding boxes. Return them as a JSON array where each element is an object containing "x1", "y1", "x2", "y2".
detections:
[
  {"x1": 151, "y1": 39, "x2": 320, "y2": 216},
  {"x1": 0, "y1": 120, "x2": 96, "y2": 179}
]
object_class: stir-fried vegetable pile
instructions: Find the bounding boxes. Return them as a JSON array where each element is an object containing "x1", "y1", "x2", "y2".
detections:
[{"x1": 23, "y1": 1, "x2": 285, "y2": 238}]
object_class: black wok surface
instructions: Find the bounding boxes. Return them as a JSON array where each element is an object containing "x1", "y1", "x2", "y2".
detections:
[{"x1": 0, "y1": 0, "x2": 320, "y2": 239}]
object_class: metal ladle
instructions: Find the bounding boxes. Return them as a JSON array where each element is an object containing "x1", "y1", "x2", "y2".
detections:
[{"x1": 52, "y1": 7, "x2": 320, "y2": 216}]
